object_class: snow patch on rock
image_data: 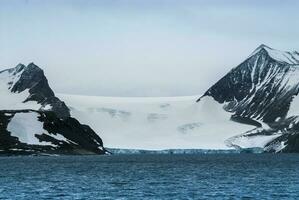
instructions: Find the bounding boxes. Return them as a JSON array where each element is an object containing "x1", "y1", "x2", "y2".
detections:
[{"x1": 7, "y1": 112, "x2": 52, "y2": 146}]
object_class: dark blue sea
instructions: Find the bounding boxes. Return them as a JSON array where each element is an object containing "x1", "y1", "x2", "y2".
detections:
[{"x1": 0, "y1": 154, "x2": 299, "y2": 199}]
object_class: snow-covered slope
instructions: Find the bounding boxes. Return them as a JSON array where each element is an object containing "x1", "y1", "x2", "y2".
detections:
[
  {"x1": 58, "y1": 94, "x2": 257, "y2": 150},
  {"x1": 7, "y1": 112, "x2": 54, "y2": 146}
]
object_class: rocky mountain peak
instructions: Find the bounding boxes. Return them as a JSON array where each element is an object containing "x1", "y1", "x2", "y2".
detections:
[
  {"x1": 199, "y1": 45, "x2": 299, "y2": 123},
  {"x1": 249, "y1": 44, "x2": 299, "y2": 65},
  {"x1": 254, "y1": 44, "x2": 272, "y2": 52},
  {"x1": 13, "y1": 63, "x2": 26, "y2": 73},
  {"x1": 1, "y1": 63, "x2": 70, "y2": 118},
  {"x1": 11, "y1": 63, "x2": 52, "y2": 94}
]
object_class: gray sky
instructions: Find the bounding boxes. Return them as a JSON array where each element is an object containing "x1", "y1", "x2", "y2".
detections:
[{"x1": 1, "y1": 0, "x2": 299, "y2": 96}]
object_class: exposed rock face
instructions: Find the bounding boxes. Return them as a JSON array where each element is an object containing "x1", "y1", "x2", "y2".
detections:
[
  {"x1": 0, "y1": 63, "x2": 105, "y2": 155},
  {"x1": 198, "y1": 45, "x2": 299, "y2": 123},
  {"x1": 0, "y1": 110, "x2": 105, "y2": 155},
  {"x1": 198, "y1": 45, "x2": 299, "y2": 153}
]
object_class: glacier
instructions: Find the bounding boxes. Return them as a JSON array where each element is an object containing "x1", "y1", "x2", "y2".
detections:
[{"x1": 58, "y1": 94, "x2": 259, "y2": 150}]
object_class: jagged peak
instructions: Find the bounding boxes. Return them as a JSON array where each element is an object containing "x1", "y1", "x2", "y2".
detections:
[
  {"x1": 256, "y1": 44, "x2": 272, "y2": 50},
  {"x1": 26, "y1": 62, "x2": 41, "y2": 69},
  {"x1": 250, "y1": 44, "x2": 299, "y2": 65},
  {"x1": 0, "y1": 62, "x2": 43, "y2": 76},
  {"x1": 21, "y1": 62, "x2": 43, "y2": 73},
  {"x1": 15, "y1": 63, "x2": 26, "y2": 70}
]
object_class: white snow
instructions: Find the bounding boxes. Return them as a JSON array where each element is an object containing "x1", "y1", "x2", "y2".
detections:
[
  {"x1": 7, "y1": 112, "x2": 52, "y2": 146},
  {"x1": 50, "y1": 133, "x2": 70, "y2": 144},
  {"x1": 288, "y1": 93, "x2": 299, "y2": 117},
  {"x1": 226, "y1": 131, "x2": 282, "y2": 149},
  {"x1": 58, "y1": 94, "x2": 256, "y2": 150},
  {"x1": 250, "y1": 45, "x2": 299, "y2": 65},
  {"x1": 41, "y1": 104, "x2": 53, "y2": 110},
  {"x1": 7, "y1": 111, "x2": 69, "y2": 146}
]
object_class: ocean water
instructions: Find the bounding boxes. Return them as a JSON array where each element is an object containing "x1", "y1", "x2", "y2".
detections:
[{"x1": 0, "y1": 154, "x2": 299, "y2": 199}]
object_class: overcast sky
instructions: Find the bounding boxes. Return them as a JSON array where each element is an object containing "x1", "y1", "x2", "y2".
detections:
[{"x1": 1, "y1": 0, "x2": 299, "y2": 96}]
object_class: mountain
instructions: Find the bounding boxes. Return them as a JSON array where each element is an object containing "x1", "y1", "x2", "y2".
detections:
[
  {"x1": 198, "y1": 44, "x2": 299, "y2": 123},
  {"x1": 0, "y1": 63, "x2": 105, "y2": 155},
  {"x1": 58, "y1": 45, "x2": 299, "y2": 153},
  {"x1": 199, "y1": 45, "x2": 299, "y2": 152}
]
